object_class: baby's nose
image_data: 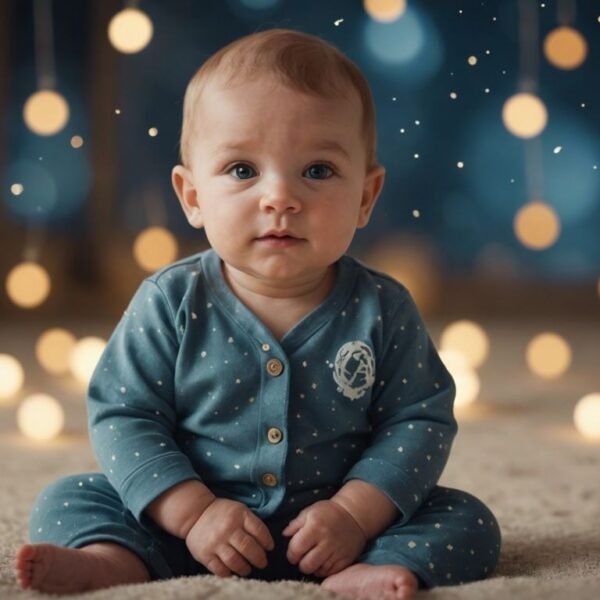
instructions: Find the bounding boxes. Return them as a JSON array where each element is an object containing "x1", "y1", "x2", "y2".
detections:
[{"x1": 259, "y1": 179, "x2": 302, "y2": 213}]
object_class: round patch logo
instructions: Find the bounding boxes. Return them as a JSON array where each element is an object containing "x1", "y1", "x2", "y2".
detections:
[{"x1": 333, "y1": 341, "x2": 375, "y2": 400}]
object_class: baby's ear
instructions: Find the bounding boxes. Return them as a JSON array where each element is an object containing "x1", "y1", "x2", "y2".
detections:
[
  {"x1": 172, "y1": 165, "x2": 203, "y2": 228},
  {"x1": 358, "y1": 164, "x2": 386, "y2": 228}
]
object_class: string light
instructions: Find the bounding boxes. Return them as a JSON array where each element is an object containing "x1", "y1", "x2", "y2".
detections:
[
  {"x1": 5, "y1": 262, "x2": 51, "y2": 308},
  {"x1": 23, "y1": 89, "x2": 69, "y2": 136},
  {"x1": 69, "y1": 337, "x2": 106, "y2": 384},
  {"x1": 108, "y1": 8, "x2": 154, "y2": 54},
  {"x1": 17, "y1": 394, "x2": 64, "y2": 442},
  {"x1": 133, "y1": 227, "x2": 178, "y2": 272},
  {"x1": 0, "y1": 354, "x2": 25, "y2": 402},
  {"x1": 514, "y1": 201, "x2": 560, "y2": 250},
  {"x1": 363, "y1": 0, "x2": 407, "y2": 23},
  {"x1": 36, "y1": 328, "x2": 77, "y2": 375},
  {"x1": 526, "y1": 333, "x2": 571, "y2": 379},
  {"x1": 440, "y1": 320, "x2": 489, "y2": 369},
  {"x1": 502, "y1": 93, "x2": 548, "y2": 138},
  {"x1": 544, "y1": 26, "x2": 587, "y2": 70},
  {"x1": 573, "y1": 393, "x2": 600, "y2": 440},
  {"x1": 439, "y1": 350, "x2": 480, "y2": 408}
]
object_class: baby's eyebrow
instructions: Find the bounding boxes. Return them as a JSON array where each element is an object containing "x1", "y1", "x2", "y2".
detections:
[{"x1": 212, "y1": 139, "x2": 351, "y2": 161}]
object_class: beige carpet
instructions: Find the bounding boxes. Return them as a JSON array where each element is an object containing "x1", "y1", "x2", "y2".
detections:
[{"x1": 1, "y1": 318, "x2": 599, "y2": 599}]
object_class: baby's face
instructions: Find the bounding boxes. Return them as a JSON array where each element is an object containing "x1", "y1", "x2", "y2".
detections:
[{"x1": 173, "y1": 76, "x2": 385, "y2": 288}]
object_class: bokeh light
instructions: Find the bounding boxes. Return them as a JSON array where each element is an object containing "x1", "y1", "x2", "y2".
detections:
[
  {"x1": 108, "y1": 8, "x2": 153, "y2": 54},
  {"x1": 10, "y1": 183, "x2": 24, "y2": 195},
  {"x1": 23, "y1": 90, "x2": 70, "y2": 136},
  {"x1": 514, "y1": 201, "x2": 561, "y2": 250},
  {"x1": 17, "y1": 394, "x2": 64, "y2": 442},
  {"x1": 364, "y1": 0, "x2": 407, "y2": 23},
  {"x1": 70, "y1": 135, "x2": 84, "y2": 148},
  {"x1": 543, "y1": 26, "x2": 588, "y2": 70},
  {"x1": 439, "y1": 350, "x2": 480, "y2": 409},
  {"x1": 133, "y1": 226, "x2": 178, "y2": 272},
  {"x1": 5, "y1": 262, "x2": 51, "y2": 308},
  {"x1": 69, "y1": 337, "x2": 106, "y2": 384},
  {"x1": 502, "y1": 93, "x2": 548, "y2": 138},
  {"x1": 0, "y1": 354, "x2": 25, "y2": 402},
  {"x1": 35, "y1": 328, "x2": 77, "y2": 375},
  {"x1": 526, "y1": 333, "x2": 572, "y2": 379},
  {"x1": 573, "y1": 393, "x2": 600, "y2": 440},
  {"x1": 440, "y1": 320, "x2": 489, "y2": 368}
]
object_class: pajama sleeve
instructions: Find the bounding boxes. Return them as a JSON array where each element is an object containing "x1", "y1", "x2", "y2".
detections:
[
  {"x1": 87, "y1": 279, "x2": 202, "y2": 521},
  {"x1": 342, "y1": 289, "x2": 457, "y2": 525}
]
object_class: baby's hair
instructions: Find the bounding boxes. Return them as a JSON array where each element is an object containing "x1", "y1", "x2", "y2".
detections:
[{"x1": 179, "y1": 28, "x2": 377, "y2": 170}]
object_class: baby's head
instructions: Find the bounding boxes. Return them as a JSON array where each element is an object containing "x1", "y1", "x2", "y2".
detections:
[
  {"x1": 172, "y1": 29, "x2": 385, "y2": 289},
  {"x1": 179, "y1": 28, "x2": 378, "y2": 171}
]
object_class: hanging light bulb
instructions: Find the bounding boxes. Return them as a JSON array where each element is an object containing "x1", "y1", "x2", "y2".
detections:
[
  {"x1": 514, "y1": 201, "x2": 561, "y2": 250},
  {"x1": 5, "y1": 261, "x2": 51, "y2": 308},
  {"x1": 108, "y1": 8, "x2": 154, "y2": 54},
  {"x1": 544, "y1": 26, "x2": 587, "y2": 70},
  {"x1": 17, "y1": 393, "x2": 64, "y2": 442},
  {"x1": 502, "y1": 93, "x2": 548, "y2": 138},
  {"x1": 133, "y1": 226, "x2": 178, "y2": 272},
  {"x1": 23, "y1": 89, "x2": 70, "y2": 136},
  {"x1": 0, "y1": 354, "x2": 25, "y2": 402}
]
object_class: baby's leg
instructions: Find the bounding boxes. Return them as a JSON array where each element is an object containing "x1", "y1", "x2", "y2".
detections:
[
  {"x1": 15, "y1": 473, "x2": 183, "y2": 592},
  {"x1": 15, "y1": 542, "x2": 149, "y2": 593},
  {"x1": 321, "y1": 486, "x2": 501, "y2": 598}
]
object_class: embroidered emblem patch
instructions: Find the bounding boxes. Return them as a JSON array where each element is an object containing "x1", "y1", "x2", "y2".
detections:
[{"x1": 333, "y1": 341, "x2": 375, "y2": 400}]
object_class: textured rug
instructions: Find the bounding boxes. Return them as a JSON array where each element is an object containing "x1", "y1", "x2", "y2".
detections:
[{"x1": 1, "y1": 318, "x2": 599, "y2": 598}]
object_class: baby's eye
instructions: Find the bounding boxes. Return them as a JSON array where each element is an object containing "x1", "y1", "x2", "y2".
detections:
[
  {"x1": 228, "y1": 163, "x2": 256, "y2": 180},
  {"x1": 305, "y1": 164, "x2": 334, "y2": 180}
]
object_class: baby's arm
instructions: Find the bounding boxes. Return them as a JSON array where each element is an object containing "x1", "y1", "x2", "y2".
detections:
[{"x1": 146, "y1": 481, "x2": 274, "y2": 577}]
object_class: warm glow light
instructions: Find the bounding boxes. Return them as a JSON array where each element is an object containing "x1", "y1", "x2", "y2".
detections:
[
  {"x1": 514, "y1": 201, "x2": 560, "y2": 250},
  {"x1": 364, "y1": 0, "x2": 407, "y2": 22},
  {"x1": 23, "y1": 90, "x2": 69, "y2": 136},
  {"x1": 70, "y1": 135, "x2": 84, "y2": 148},
  {"x1": 108, "y1": 8, "x2": 153, "y2": 54},
  {"x1": 148, "y1": 127, "x2": 158, "y2": 137},
  {"x1": 468, "y1": 55, "x2": 478, "y2": 65},
  {"x1": 36, "y1": 328, "x2": 77, "y2": 375},
  {"x1": 544, "y1": 26, "x2": 587, "y2": 70},
  {"x1": 502, "y1": 93, "x2": 548, "y2": 138},
  {"x1": 11, "y1": 183, "x2": 24, "y2": 195},
  {"x1": 69, "y1": 337, "x2": 106, "y2": 384},
  {"x1": 5, "y1": 262, "x2": 51, "y2": 308},
  {"x1": 133, "y1": 226, "x2": 178, "y2": 272},
  {"x1": 17, "y1": 394, "x2": 64, "y2": 441},
  {"x1": 439, "y1": 350, "x2": 480, "y2": 408},
  {"x1": 526, "y1": 333, "x2": 572, "y2": 379},
  {"x1": 573, "y1": 393, "x2": 600, "y2": 440},
  {"x1": 440, "y1": 320, "x2": 489, "y2": 368},
  {"x1": 0, "y1": 354, "x2": 25, "y2": 402}
]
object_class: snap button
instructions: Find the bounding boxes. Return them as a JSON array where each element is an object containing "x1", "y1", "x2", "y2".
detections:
[
  {"x1": 262, "y1": 473, "x2": 278, "y2": 487},
  {"x1": 267, "y1": 427, "x2": 283, "y2": 444},
  {"x1": 266, "y1": 358, "x2": 283, "y2": 377},
  {"x1": 261, "y1": 343, "x2": 270, "y2": 352}
]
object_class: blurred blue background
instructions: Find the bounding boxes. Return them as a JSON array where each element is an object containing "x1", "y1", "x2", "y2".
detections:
[{"x1": 1, "y1": 0, "x2": 599, "y2": 318}]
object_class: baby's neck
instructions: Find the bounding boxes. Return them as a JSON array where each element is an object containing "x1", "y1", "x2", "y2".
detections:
[{"x1": 222, "y1": 263, "x2": 336, "y2": 340}]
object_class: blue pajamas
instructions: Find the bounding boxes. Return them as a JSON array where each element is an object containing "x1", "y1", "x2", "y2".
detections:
[
  {"x1": 27, "y1": 249, "x2": 501, "y2": 586},
  {"x1": 30, "y1": 474, "x2": 500, "y2": 587}
]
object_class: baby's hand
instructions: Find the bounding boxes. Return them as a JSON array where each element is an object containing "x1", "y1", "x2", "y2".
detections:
[
  {"x1": 185, "y1": 498, "x2": 274, "y2": 577},
  {"x1": 282, "y1": 499, "x2": 367, "y2": 578}
]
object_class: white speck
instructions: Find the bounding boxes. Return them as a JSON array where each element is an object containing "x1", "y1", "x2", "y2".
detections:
[
  {"x1": 400, "y1": 128, "x2": 405, "y2": 133},
  {"x1": 57, "y1": 520, "x2": 61, "y2": 525},
  {"x1": 427, "y1": 455, "x2": 431, "y2": 461},
  {"x1": 139, "y1": 327, "x2": 144, "y2": 333},
  {"x1": 450, "y1": 92, "x2": 457, "y2": 100},
  {"x1": 457, "y1": 161, "x2": 464, "y2": 168},
  {"x1": 78, "y1": 482, "x2": 83, "y2": 487},
  {"x1": 63, "y1": 502, "x2": 69, "y2": 507},
  {"x1": 478, "y1": 518, "x2": 484, "y2": 524},
  {"x1": 392, "y1": 96, "x2": 397, "y2": 101},
  {"x1": 157, "y1": 380, "x2": 163, "y2": 386},
  {"x1": 153, "y1": 473, "x2": 158, "y2": 478},
  {"x1": 484, "y1": 88, "x2": 490, "y2": 93},
  {"x1": 236, "y1": 378, "x2": 241, "y2": 384},
  {"x1": 415, "y1": 120, "x2": 420, "y2": 125},
  {"x1": 402, "y1": 378, "x2": 408, "y2": 384},
  {"x1": 249, "y1": 397, "x2": 255, "y2": 403},
  {"x1": 134, "y1": 452, "x2": 140, "y2": 457},
  {"x1": 206, "y1": 451, "x2": 212, "y2": 456},
  {"x1": 553, "y1": 146, "x2": 562, "y2": 154},
  {"x1": 219, "y1": 436, "x2": 225, "y2": 442},
  {"x1": 412, "y1": 209, "x2": 420, "y2": 218},
  {"x1": 408, "y1": 541, "x2": 417, "y2": 548},
  {"x1": 581, "y1": 102, "x2": 586, "y2": 108},
  {"x1": 435, "y1": 523, "x2": 441, "y2": 528},
  {"x1": 201, "y1": 351, "x2": 207, "y2": 358},
  {"x1": 302, "y1": 361, "x2": 308, "y2": 367},
  {"x1": 191, "y1": 312, "x2": 197, "y2": 319},
  {"x1": 408, "y1": 424, "x2": 414, "y2": 429},
  {"x1": 334, "y1": 18, "x2": 344, "y2": 26},
  {"x1": 111, "y1": 455, "x2": 116, "y2": 461},
  {"x1": 234, "y1": 464, "x2": 240, "y2": 469},
  {"x1": 414, "y1": 153, "x2": 420, "y2": 159},
  {"x1": 120, "y1": 386, "x2": 126, "y2": 394},
  {"x1": 429, "y1": 562, "x2": 435, "y2": 569},
  {"x1": 207, "y1": 302, "x2": 213, "y2": 308},
  {"x1": 311, "y1": 383, "x2": 317, "y2": 389},
  {"x1": 398, "y1": 446, "x2": 404, "y2": 452}
]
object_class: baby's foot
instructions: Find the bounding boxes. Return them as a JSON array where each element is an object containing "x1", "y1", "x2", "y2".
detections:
[
  {"x1": 14, "y1": 542, "x2": 149, "y2": 593},
  {"x1": 321, "y1": 563, "x2": 418, "y2": 600}
]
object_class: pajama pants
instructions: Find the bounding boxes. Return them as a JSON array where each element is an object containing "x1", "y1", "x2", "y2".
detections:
[{"x1": 29, "y1": 474, "x2": 501, "y2": 588}]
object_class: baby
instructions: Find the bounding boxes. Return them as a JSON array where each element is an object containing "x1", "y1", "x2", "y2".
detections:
[{"x1": 15, "y1": 29, "x2": 501, "y2": 599}]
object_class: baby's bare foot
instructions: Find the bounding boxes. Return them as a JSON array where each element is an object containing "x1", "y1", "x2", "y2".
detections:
[
  {"x1": 14, "y1": 542, "x2": 149, "y2": 593},
  {"x1": 322, "y1": 563, "x2": 418, "y2": 600}
]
